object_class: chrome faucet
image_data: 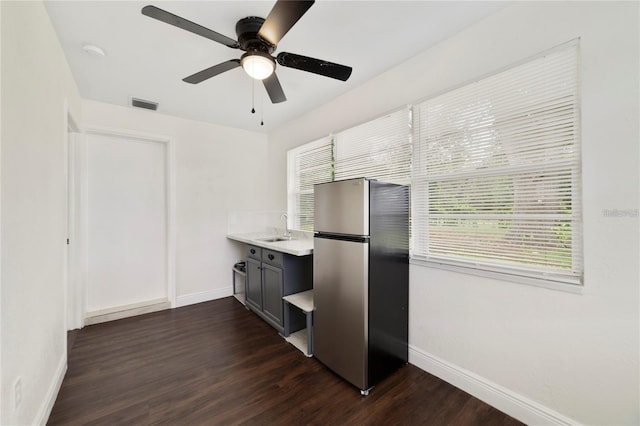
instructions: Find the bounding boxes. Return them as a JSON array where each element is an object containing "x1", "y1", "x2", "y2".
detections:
[{"x1": 280, "y1": 213, "x2": 292, "y2": 239}]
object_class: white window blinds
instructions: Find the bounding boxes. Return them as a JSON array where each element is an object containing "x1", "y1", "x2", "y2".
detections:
[
  {"x1": 334, "y1": 107, "x2": 412, "y2": 185},
  {"x1": 287, "y1": 108, "x2": 412, "y2": 232},
  {"x1": 287, "y1": 137, "x2": 333, "y2": 231},
  {"x1": 412, "y1": 43, "x2": 582, "y2": 284}
]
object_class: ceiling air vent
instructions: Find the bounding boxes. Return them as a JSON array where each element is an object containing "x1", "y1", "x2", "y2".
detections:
[{"x1": 131, "y1": 97, "x2": 158, "y2": 111}]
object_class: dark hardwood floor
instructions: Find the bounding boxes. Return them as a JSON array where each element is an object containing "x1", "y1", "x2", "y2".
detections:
[{"x1": 49, "y1": 297, "x2": 523, "y2": 425}]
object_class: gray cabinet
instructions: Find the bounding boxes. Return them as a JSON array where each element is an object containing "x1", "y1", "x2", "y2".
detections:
[
  {"x1": 262, "y1": 263, "x2": 283, "y2": 325},
  {"x1": 245, "y1": 255, "x2": 263, "y2": 311},
  {"x1": 245, "y1": 244, "x2": 312, "y2": 333}
]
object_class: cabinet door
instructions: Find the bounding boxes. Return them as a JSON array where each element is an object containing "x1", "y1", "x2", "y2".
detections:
[
  {"x1": 246, "y1": 257, "x2": 262, "y2": 311},
  {"x1": 262, "y1": 263, "x2": 283, "y2": 326}
]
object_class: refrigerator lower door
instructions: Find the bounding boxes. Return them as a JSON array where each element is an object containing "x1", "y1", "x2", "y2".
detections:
[{"x1": 313, "y1": 236, "x2": 369, "y2": 390}]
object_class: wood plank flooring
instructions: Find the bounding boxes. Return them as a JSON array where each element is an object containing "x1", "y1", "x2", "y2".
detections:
[{"x1": 49, "y1": 297, "x2": 523, "y2": 425}]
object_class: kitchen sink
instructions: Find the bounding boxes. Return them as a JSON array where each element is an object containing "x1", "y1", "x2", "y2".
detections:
[{"x1": 258, "y1": 237, "x2": 293, "y2": 243}]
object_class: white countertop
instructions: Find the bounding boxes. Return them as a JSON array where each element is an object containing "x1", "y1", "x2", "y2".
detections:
[{"x1": 227, "y1": 232, "x2": 314, "y2": 256}]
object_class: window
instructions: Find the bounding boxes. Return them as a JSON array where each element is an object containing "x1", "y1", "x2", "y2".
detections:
[
  {"x1": 287, "y1": 108, "x2": 412, "y2": 232},
  {"x1": 287, "y1": 137, "x2": 333, "y2": 232},
  {"x1": 334, "y1": 107, "x2": 412, "y2": 186},
  {"x1": 412, "y1": 42, "x2": 582, "y2": 284},
  {"x1": 286, "y1": 42, "x2": 582, "y2": 286}
]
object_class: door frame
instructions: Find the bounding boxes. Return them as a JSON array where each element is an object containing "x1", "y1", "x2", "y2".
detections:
[
  {"x1": 81, "y1": 125, "x2": 177, "y2": 313},
  {"x1": 64, "y1": 101, "x2": 84, "y2": 331}
]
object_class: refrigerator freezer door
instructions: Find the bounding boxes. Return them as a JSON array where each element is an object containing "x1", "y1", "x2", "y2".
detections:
[
  {"x1": 313, "y1": 236, "x2": 369, "y2": 390},
  {"x1": 314, "y1": 178, "x2": 369, "y2": 236}
]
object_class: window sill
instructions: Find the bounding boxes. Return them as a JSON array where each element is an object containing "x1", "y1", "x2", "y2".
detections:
[{"x1": 409, "y1": 257, "x2": 584, "y2": 295}]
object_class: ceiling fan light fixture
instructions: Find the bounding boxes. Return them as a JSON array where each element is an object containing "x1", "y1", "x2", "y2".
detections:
[{"x1": 241, "y1": 51, "x2": 275, "y2": 80}]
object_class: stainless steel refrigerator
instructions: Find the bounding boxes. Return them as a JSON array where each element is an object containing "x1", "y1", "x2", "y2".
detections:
[{"x1": 313, "y1": 177, "x2": 409, "y2": 395}]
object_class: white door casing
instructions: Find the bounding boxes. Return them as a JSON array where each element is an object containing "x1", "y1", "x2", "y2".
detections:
[{"x1": 65, "y1": 106, "x2": 84, "y2": 331}]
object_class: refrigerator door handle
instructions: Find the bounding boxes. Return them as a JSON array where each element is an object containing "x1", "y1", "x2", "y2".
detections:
[{"x1": 314, "y1": 233, "x2": 369, "y2": 243}]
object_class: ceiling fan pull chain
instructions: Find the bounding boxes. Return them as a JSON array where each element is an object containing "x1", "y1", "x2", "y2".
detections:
[
  {"x1": 251, "y1": 78, "x2": 256, "y2": 114},
  {"x1": 260, "y1": 90, "x2": 264, "y2": 126}
]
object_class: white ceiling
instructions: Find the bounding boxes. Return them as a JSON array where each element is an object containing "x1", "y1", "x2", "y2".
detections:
[{"x1": 45, "y1": 1, "x2": 506, "y2": 133}]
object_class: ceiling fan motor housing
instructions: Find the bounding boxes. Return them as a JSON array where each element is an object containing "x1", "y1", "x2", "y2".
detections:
[{"x1": 236, "y1": 17, "x2": 275, "y2": 54}]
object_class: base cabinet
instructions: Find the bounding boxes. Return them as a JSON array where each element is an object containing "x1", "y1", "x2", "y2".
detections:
[
  {"x1": 262, "y1": 263, "x2": 284, "y2": 325},
  {"x1": 246, "y1": 256, "x2": 263, "y2": 311},
  {"x1": 245, "y1": 244, "x2": 312, "y2": 333}
]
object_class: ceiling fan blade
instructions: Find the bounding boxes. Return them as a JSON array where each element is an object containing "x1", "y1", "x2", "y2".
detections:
[
  {"x1": 263, "y1": 73, "x2": 287, "y2": 103},
  {"x1": 277, "y1": 52, "x2": 352, "y2": 82},
  {"x1": 142, "y1": 5, "x2": 239, "y2": 48},
  {"x1": 183, "y1": 60, "x2": 241, "y2": 84},
  {"x1": 258, "y1": 0, "x2": 315, "y2": 46}
]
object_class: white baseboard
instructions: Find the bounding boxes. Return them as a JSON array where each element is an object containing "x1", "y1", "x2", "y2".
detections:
[
  {"x1": 85, "y1": 298, "x2": 171, "y2": 326},
  {"x1": 35, "y1": 354, "x2": 67, "y2": 425},
  {"x1": 408, "y1": 345, "x2": 580, "y2": 426},
  {"x1": 176, "y1": 286, "x2": 232, "y2": 308}
]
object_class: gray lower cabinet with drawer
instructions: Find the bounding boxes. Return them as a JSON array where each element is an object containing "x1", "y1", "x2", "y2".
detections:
[{"x1": 245, "y1": 245, "x2": 312, "y2": 333}]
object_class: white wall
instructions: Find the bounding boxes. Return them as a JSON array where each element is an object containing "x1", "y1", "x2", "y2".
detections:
[
  {"x1": 82, "y1": 100, "x2": 269, "y2": 307},
  {"x1": 1, "y1": 2, "x2": 82, "y2": 424},
  {"x1": 267, "y1": 2, "x2": 639, "y2": 425}
]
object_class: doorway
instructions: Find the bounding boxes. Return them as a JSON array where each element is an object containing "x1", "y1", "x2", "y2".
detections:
[
  {"x1": 65, "y1": 111, "x2": 83, "y2": 332},
  {"x1": 82, "y1": 128, "x2": 175, "y2": 324}
]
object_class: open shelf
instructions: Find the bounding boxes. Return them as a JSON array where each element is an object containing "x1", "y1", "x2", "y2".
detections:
[
  {"x1": 285, "y1": 329, "x2": 312, "y2": 357},
  {"x1": 232, "y1": 266, "x2": 246, "y2": 306},
  {"x1": 283, "y1": 289, "x2": 314, "y2": 357}
]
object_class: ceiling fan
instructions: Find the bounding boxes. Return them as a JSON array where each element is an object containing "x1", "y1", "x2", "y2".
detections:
[{"x1": 141, "y1": 0, "x2": 353, "y2": 104}]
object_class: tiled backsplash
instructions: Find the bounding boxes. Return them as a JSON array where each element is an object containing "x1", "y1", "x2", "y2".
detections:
[
  {"x1": 227, "y1": 210, "x2": 290, "y2": 234},
  {"x1": 227, "y1": 210, "x2": 313, "y2": 239}
]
